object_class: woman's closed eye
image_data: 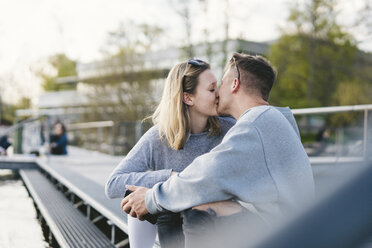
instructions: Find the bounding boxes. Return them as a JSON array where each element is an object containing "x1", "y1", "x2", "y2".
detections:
[{"x1": 209, "y1": 85, "x2": 217, "y2": 92}]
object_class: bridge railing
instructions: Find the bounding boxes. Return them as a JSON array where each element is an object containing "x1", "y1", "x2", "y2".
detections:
[
  {"x1": 67, "y1": 120, "x2": 151, "y2": 156},
  {"x1": 0, "y1": 115, "x2": 51, "y2": 155},
  {"x1": 292, "y1": 104, "x2": 372, "y2": 161},
  {"x1": 4, "y1": 104, "x2": 372, "y2": 161}
]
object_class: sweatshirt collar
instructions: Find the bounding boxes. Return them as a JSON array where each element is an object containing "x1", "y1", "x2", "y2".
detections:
[{"x1": 238, "y1": 105, "x2": 271, "y2": 120}]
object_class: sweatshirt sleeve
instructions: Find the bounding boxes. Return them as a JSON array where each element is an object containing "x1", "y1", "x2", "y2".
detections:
[
  {"x1": 145, "y1": 123, "x2": 278, "y2": 214},
  {"x1": 105, "y1": 128, "x2": 173, "y2": 199}
]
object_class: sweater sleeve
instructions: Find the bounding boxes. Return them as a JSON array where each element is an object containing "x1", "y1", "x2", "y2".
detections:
[
  {"x1": 105, "y1": 128, "x2": 173, "y2": 199},
  {"x1": 55, "y1": 134, "x2": 68, "y2": 147},
  {"x1": 145, "y1": 123, "x2": 278, "y2": 214}
]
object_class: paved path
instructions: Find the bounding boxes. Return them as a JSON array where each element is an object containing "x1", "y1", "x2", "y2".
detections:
[{"x1": 41, "y1": 146, "x2": 123, "y2": 187}]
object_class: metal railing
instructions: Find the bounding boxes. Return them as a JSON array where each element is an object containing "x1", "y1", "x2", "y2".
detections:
[
  {"x1": 0, "y1": 115, "x2": 51, "y2": 155},
  {"x1": 4, "y1": 104, "x2": 371, "y2": 161},
  {"x1": 66, "y1": 120, "x2": 150, "y2": 156},
  {"x1": 292, "y1": 104, "x2": 372, "y2": 161}
]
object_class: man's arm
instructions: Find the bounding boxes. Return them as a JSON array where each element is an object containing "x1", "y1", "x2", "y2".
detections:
[
  {"x1": 121, "y1": 172, "x2": 178, "y2": 218},
  {"x1": 121, "y1": 185, "x2": 149, "y2": 219},
  {"x1": 145, "y1": 125, "x2": 277, "y2": 215},
  {"x1": 122, "y1": 124, "x2": 277, "y2": 219}
]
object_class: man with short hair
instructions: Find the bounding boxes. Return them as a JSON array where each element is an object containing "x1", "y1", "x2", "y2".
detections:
[{"x1": 122, "y1": 53, "x2": 314, "y2": 247}]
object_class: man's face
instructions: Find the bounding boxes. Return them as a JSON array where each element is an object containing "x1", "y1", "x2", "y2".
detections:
[{"x1": 217, "y1": 67, "x2": 235, "y2": 116}]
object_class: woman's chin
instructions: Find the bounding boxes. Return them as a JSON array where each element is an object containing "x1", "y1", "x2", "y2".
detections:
[{"x1": 211, "y1": 108, "x2": 219, "y2": 116}]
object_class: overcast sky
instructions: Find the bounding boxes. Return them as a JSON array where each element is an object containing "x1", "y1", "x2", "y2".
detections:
[{"x1": 0, "y1": 0, "x2": 370, "y2": 104}]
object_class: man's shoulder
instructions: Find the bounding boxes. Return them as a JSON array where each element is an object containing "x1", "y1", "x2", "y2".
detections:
[
  {"x1": 239, "y1": 105, "x2": 272, "y2": 123},
  {"x1": 238, "y1": 106, "x2": 295, "y2": 131},
  {"x1": 252, "y1": 106, "x2": 293, "y2": 122},
  {"x1": 217, "y1": 116, "x2": 236, "y2": 129}
]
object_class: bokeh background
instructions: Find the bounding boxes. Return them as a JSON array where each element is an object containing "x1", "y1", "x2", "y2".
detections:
[{"x1": 0, "y1": 0, "x2": 371, "y2": 156}]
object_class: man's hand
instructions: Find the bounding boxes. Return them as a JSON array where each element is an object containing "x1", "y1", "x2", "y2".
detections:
[{"x1": 121, "y1": 185, "x2": 149, "y2": 220}]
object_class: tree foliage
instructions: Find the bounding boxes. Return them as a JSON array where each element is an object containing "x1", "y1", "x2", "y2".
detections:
[
  {"x1": 0, "y1": 97, "x2": 31, "y2": 124},
  {"x1": 268, "y1": 0, "x2": 371, "y2": 109},
  {"x1": 40, "y1": 54, "x2": 77, "y2": 92}
]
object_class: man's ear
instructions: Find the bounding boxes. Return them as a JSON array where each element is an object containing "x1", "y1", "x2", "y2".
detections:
[
  {"x1": 183, "y1": 92, "x2": 194, "y2": 106},
  {"x1": 231, "y1": 78, "x2": 240, "y2": 93}
]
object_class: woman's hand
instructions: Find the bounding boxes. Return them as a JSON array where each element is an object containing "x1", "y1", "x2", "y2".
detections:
[{"x1": 192, "y1": 200, "x2": 243, "y2": 216}]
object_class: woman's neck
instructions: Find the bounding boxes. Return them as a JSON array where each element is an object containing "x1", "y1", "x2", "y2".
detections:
[{"x1": 189, "y1": 111, "x2": 208, "y2": 134}]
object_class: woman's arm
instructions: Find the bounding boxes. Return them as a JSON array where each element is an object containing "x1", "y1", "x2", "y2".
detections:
[
  {"x1": 105, "y1": 128, "x2": 173, "y2": 199},
  {"x1": 105, "y1": 161, "x2": 173, "y2": 199},
  {"x1": 192, "y1": 201, "x2": 243, "y2": 216}
]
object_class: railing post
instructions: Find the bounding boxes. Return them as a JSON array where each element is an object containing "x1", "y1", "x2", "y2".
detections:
[
  {"x1": 97, "y1": 126, "x2": 102, "y2": 152},
  {"x1": 107, "y1": 220, "x2": 115, "y2": 244},
  {"x1": 86, "y1": 205, "x2": 91, "y2": 220},
  {"x1": 111, "y1": 122, "x2": 116, "y2": 156},
  {"x1": 135, "y1": 121, "x2": 142, "y2": 143},
  {"x1": 13, "y1": 117, "x2": 23, "y2": 154},
  {"x1": 363, "y1": 109, "x2": 368, "y2": 161},
  {"x1": 335, "y1": 128, "x2": 344, "y2": 158},
  {"x1": 45, "y1": 115, "x2": 52, "y2": 160}
]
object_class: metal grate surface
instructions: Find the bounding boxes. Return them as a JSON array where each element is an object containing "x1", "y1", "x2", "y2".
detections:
[{"x1": 20, "y1": 169, "x2": 115, "y2": 248}]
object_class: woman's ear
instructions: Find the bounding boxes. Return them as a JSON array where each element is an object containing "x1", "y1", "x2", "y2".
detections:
[{"x1": 183, "y1": 92, "x2": 194, "y2": 106}]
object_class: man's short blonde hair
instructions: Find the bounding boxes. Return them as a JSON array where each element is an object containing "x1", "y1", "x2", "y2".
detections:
[{"x1": 227, "y1": 53, "x2": 276, "y2": 101}]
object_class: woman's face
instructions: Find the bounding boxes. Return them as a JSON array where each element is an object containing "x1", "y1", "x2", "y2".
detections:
[
  {"x1": 188, "y1": 69, "x2": 219, "y2": 117},
  {"x1": 53, "y1": 123, "x2": 63, "y2": 136}
]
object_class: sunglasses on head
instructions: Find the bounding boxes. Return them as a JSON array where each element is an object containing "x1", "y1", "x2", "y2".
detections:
[
  {"x1": 232, "y1": 56, "x2": 241, "y2": 82},
  {"x1": 187, "y1": 59, "x2": 206, "y2": 66}
]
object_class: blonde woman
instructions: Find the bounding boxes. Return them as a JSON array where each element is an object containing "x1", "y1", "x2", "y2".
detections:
[{"x1": 105, "y1": 59, "x2": 235, "y2": 248}]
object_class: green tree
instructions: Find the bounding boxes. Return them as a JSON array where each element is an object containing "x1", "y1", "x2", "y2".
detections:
[
  {"x1": 269, "y1": 0, "x2": 358, "y2": 108},
  {"x1": 0, "y1": 97, "x2": 31, "y2": 125},
  {"x1": 83, "y1": 22, "x2": 164, "y2": 123},
  {"x1": 40, "y1": 54, "x2": 77, "y2": 92}
]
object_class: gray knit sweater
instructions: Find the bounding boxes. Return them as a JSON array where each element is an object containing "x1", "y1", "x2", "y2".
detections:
[
  {"x1": 105, "y1": 117, "x2": 236, "y2": 199},
  {"x1": 145, "y1": 106, "x2": 314, "y2": 220}
]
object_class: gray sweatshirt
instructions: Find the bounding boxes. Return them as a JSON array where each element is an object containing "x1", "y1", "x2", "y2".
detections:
[
  {"x1": 145, "y1": 106, "x2": 315, "y2": 220},
  {"x1": 105, "y1": 117, "x2": 236, "y2": 199}
]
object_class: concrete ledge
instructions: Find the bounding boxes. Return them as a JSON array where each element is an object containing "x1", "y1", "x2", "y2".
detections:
[{"x1": 0, "y1": 155, "x2": 37, "y2": 170}]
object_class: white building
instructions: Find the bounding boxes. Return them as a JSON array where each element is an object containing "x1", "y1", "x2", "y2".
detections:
[{"x1": 17, "y1": 39, "x2": 270, "y2": 120}]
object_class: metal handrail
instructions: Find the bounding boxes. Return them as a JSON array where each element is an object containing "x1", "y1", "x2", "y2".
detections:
[
  {"x1": 291, "y1": 104, "x2": 372, "y2": 115},
  {"x1": 0, "y1": 116, "x2": 45, "y2": 136},
  {"x1": 292, "y1": 104, "x2": 371, "y2": 161},
  {"x1": 67, "y1": 121, "x2": 114, "y2": 130}
]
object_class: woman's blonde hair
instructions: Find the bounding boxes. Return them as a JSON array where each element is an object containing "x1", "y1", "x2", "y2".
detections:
[{"x1": 152, "y1": 60, "x2": 221, "y2": 150}]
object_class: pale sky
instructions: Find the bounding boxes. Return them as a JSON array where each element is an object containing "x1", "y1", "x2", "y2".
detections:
[{"x1": 0, "y1": 0, "x2": 370, "y2": 104}]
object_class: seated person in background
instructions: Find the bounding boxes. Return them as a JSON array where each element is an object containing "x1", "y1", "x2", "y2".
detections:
[
  {"x1": 50, "y1": 121, "x2": 68, "y2": 155},
  {"x1": 0, "y1": 135, "x2": 11, "y2": 156}
]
